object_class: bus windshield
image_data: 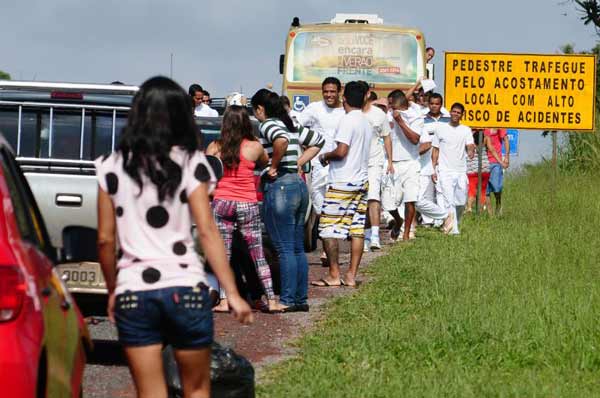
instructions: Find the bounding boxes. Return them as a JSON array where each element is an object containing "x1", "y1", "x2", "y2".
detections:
[{"x1": 286, "y1": 30, "x2": 423, "y2": 84}]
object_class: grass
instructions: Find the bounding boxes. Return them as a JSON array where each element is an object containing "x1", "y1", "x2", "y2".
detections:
[{"x1": 258, "y1": 164, "x2": 600, "y2": 397}]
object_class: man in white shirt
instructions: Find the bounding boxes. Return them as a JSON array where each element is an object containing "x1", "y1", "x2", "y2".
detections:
[
  {"x1": 420, "y1": 93, "x2": 450, "y2": 226},
  {"x1": 387, "y1": 91, "x2": 453, "y2": 241},
  {"x1": 296, "y1": 77, "x2": 345, "y2": 215},
  {"x1": 432, "y1": 103, "x2": 476, "y2": 234},
  {"x1": 387, "y1": 90, "x2": 423, "y2": 242},
  {"x1": 359, "y1": 82, "x2": 393, "y2": 251},
  {"x1": 189, "y1": 84, "x2": 219, "y2": 117},
  {"x1": 312, "y1": 81, "x2": 371, "y2": 288},
  {"x1": 200, "y1": 90, "x2": 219, "y2": 117}
]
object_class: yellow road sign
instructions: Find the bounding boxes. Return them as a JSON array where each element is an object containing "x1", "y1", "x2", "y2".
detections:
[{"x1": 444, "y1": 52, "x2": 596, "y2": 131}]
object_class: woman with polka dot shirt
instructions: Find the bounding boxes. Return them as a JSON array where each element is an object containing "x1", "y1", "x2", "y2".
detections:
[{"x1": 95, "y1": 76, "x2": 252, "y2": 398}]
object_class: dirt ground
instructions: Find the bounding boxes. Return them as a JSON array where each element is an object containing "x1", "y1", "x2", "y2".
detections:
[{"x1": 83, "y1": 232, "x2": 393, "y2": 396}]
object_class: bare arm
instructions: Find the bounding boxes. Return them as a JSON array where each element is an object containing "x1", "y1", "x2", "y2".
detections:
[
  {"x1": 419, "y1": 142, "x2": 432, "y2": 155},
  {"x1": 431, "y1": 146, "x2": 439, "y2": 183},
  {"x1": 97, "y1": 188, "x2": 117, "y2": 295},
  {"x1": 206, "y1": 141, "x2": 220, "y2": 157},
  {"x1": 96, "y1": 187, "x2": 117, "y2": 323},
  {"x1": 268, "y1": 137, "x2": 289, "y2": 177},
  {"x1": 392, "y1": 111, "x2": 420, "y2": 144},
  {"x1": 503, "y1": 135, "x2": 510, "y2": 168},
  {"x1": 467, "y1": 144, "x2": 476, "y2": 159},
  {"x1": 189, "y1": 184, "x2": 252, "y2": 324},
  {"x1": 322, "y1": 142, "x2": 349, "y2": 164},
  {"x1": 298, "y1": 146, "x2": 321, "y2": 168},
  {"x1": 405, "y1": 79, "x2": 422, "y2": 101},
  {"x1": 383, "y1": 135, "x2": 394, "y2": 174}
]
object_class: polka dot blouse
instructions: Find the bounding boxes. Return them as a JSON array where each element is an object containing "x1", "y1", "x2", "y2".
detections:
[{"x1": 94, "y1": 147, "x2": 216, "y2": 295}]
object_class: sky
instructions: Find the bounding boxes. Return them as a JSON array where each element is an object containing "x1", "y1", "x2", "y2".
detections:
[{"x1": 1, "y1": 0, "x2": 598, "y2": 167}]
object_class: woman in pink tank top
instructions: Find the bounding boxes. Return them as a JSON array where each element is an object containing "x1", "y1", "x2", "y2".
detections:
[{"x1": 206, "y1": 106, "x2": 286, "y2": 313}]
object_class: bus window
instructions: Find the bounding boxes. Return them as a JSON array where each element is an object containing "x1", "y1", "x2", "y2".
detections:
[{"x1": 286, "y1": 30, "x2": 424, "y2": 85}]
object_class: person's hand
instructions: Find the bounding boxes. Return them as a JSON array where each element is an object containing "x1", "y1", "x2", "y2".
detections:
[
  {"x1": 267, "y1": 167, "x2": 278, "y2": 179},
  {"x1": 431, "y1": 173, "x2": 438, "y2": 183},
  {"x1": 107, "y1": 292, "x2": 116, "y2": 324},
  {"x1": 227, "y1": 294, "x2": 254, "y2": 325},
  {"x1": 387, "y1": 162, "x2": 395, "y2": 174},
  {"x1": 502, "y1": 157, "x2": 510, "y2": 169}
]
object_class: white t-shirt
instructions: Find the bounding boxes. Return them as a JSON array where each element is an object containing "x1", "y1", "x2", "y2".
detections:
[
  {"x1": 391, "y1": 105, "x2": 424, "y2": 162},
  {"x1": 328, "y1": 110, "x2": 371, "y2": 184},
  {"x1": 420, "y1": 112, "x2": 451, "y2": 175},
  {"x1": 363, "y1": 105, "x2": 391, "y2": 166},
  {"x1": 194, "y1": 104, "x2": 219, "y2": 117},
  {"x1": 296, "y1": 100, "x2": 345, "y2": 154},
  {"x1": 432, "y1": 123, "x2": 474, "y2": 173}
]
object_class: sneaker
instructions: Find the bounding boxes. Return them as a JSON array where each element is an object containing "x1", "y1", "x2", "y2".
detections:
[
  {"x1": 370, "y1": 237, "x2": 382, "y2": 251},
  {"x1": 409, "y1": 230, "x2": 416, "y2": 240},
  {"x1": 363, "y1": 239, "x2": 370, "y2": 252}
]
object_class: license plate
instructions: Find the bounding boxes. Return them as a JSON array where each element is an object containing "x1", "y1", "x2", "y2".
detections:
[{"x1": 57, "y1": 262, "x2": 106, "y2": 292}]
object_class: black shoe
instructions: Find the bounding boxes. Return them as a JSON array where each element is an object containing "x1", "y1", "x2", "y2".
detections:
[
  {"x1": 281, "y1": 305, "x2": 298, "y2": 313},
  {"x1": 295, "y1": 304, "x2": 309, "y2": 312}
]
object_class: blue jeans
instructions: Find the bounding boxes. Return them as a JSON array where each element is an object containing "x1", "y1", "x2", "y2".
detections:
[
  {"x1": 263, "y1": 173, "x2": 309, "y2": 306},
  {"x1": 486, "y1": 162, "x2": 504, "y2": 195},
  {"x1": 114, "y1": 286, "x2": 213, "y2": 348}
]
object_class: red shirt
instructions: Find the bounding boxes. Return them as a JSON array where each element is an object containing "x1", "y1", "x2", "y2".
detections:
[
  {"x1": 484, "y1": 128, "x2": 507, "y2": 163},
  {"x1": 213, "y1": 140, "x2": 259, "y2": 202}
]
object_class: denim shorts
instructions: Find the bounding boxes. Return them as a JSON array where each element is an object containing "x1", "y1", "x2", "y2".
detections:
[
  {"x1": 486, "y1": 162, "x2": 504, "y2": 195},
  {"x1": 114, "y1": 285, "x2": 213, "y2": 349}
]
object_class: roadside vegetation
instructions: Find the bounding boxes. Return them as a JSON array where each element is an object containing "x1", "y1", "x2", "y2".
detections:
[{"x1": 258, "y1": 163, "x2": 600, "y2": 397}]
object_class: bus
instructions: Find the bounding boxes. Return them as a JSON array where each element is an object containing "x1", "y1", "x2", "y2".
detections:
[{"x1": 280, "y1": 13, "x2": 428, "y2": 112}]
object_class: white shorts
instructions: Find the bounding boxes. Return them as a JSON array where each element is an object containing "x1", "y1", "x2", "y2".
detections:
[
  {"x1": 310, "y1": 163, "x2": 329, "y2": 214},
  {"x1": 367, "y1": 162, "x2": 385, "y2": 201},
  {"x1": 393, "y1": 159, "x2": 420, "y2": 203}
]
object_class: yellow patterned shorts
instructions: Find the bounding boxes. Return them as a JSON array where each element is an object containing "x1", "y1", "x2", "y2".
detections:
[{"x1": 318, "y1": 181, "x2": 368, "y2": 240}]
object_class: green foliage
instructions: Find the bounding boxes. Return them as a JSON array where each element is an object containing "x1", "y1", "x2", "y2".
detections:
[
  {"x1": 258, "y1": 166, "x2": 600, "y2": 397},
  {"x1": 0, "y1": 70, "x2": 10, "y2": 80},
  {"x1": 551, "y1": 43, "x2": 600, "y2": 173}
]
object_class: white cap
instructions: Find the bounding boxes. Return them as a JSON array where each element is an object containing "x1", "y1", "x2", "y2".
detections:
[{"x1": 226, "y1": 92, "x2": 247, "y2": 107}]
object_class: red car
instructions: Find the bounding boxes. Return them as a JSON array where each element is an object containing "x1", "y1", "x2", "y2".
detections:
[{"x1": 0, "y1": 136, "x2": 91, "y2": 397}]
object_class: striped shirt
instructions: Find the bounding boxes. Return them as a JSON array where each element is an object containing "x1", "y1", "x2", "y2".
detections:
[
  {"x1": 466, "y1": 148, "x2": 490, "y2": 174},
  {"x1": 259, "y1": 118, "x2": 324, "y2": 173}
]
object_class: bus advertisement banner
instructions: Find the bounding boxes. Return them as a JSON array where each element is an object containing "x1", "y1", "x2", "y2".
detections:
[
  {"x1": 444, "y1": 52, "x2": 596, "y2": 131},
  {"x1": 288, "y1": 31, "x2": 421, "y2": 84}
]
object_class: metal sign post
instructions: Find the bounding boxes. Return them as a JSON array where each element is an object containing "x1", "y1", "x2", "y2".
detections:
[{"x1": 476, "y1": 130, "x2": 484, "y2": 214}]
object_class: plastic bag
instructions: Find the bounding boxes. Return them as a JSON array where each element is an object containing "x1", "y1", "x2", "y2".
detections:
[
  {"x1": 381, "y1": 173, "x2": 401, "y2": 212},
  {"x1": 163, "y1": 342, "x2": 255, "y2": 398}
]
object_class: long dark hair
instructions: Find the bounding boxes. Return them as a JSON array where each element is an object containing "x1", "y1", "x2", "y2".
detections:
[
  {"x1": 250, "y1": 89, "x2": 296, "y2": 132},
  {"x1": 218, "y1": 106, "x2": 256, "y2": 168},
  {"x1": 118, "y1": 76, "x2": 199, "y2": 201}
]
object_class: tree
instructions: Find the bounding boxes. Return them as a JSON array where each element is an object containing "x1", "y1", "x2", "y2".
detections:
[
  {"x1": 0, "y1": 70, "x2": 10, "y2": 80},
  {"x1": 575, "y1": 1, "x2": 600, "y2": 31}
]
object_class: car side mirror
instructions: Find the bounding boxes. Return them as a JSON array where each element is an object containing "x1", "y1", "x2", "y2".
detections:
[
  {"x1": 62, "y1": 226, "x2": 98, "y2": 263},
  {"x1": 205, "y1": 155, "x2": 224, "y2": 181}
]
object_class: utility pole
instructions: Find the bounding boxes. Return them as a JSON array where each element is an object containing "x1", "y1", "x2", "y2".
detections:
[{"x1": 170, "y1": 53, "x2": 173, "y2": 78}]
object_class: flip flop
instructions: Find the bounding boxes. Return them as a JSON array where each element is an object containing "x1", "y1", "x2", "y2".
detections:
[
  {"x1": 311, "y1": 278, "x2": 342, "y2": 287},
  {"x1": 341, "y1": 279, "x2": 358, "y2": 288}
]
